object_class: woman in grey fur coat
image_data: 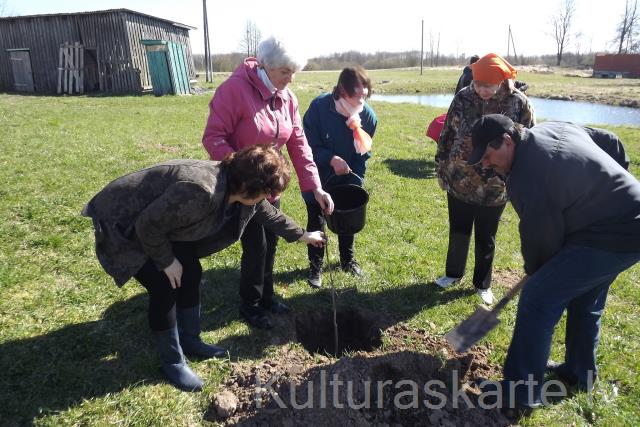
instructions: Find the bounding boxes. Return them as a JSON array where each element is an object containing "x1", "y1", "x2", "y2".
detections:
[{"x1": 82, "y1": 145, "x2": 324, "y2": 391}]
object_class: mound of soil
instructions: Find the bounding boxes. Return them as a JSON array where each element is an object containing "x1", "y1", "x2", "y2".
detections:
[{"x1": 206, "y1": 318, "x2": 514, "y2": 426}]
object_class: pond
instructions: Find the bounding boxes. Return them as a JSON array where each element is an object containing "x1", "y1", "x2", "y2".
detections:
[{"x1": 370, "y1": 93, "x2": 640, "y2": 126}]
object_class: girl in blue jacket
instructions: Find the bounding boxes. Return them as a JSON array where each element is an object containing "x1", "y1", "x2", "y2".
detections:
[{"x1": 302, "y1": 66, "x2": 377, "y2": 288}]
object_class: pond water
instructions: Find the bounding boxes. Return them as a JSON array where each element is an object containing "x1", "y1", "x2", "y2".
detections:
[{"x1": 370, "y1": 93, "x2": 640, "y2": 126}]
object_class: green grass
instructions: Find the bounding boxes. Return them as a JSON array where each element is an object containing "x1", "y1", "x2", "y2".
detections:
[{"x1": 1, "y1": 69, "x2": 639, "y2": 426}]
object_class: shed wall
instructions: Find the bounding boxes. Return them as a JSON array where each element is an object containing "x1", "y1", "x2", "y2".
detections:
[
  {"x1": 593, "y1": 54, "x2": 640, "y2": 78},
  {"x1": 124, "y1": 12, "x2": 194, "y2": 89},
  {"x1": 0, "y1": 10, "x2": 194, "y2": 93}
]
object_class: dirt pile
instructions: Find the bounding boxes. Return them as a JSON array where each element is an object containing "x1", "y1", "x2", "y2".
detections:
[{"x1": 206, "y1": 320, "x2": 514, "y2": 426}]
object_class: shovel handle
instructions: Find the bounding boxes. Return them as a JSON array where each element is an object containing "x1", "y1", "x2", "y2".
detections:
[{"x1": 490, "y1": 276, "x2": 527, "y2": 315}]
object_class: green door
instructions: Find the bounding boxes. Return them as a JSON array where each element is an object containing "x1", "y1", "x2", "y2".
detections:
[
  {"x1": 141, "y1": 40, "x2": 191, "y2": 96},
  {"x1": 146, "y1": 50, "x2": 172, "y2": 96},
  {"x1": 141, "y1": 40, "x2": 173, "y2": 96},
  {"x1": 167, "y1": 42, "x2": 190, "y2": 95}
]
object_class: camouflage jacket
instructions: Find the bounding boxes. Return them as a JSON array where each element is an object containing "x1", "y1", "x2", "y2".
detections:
[
  {"x1": 435, "y1": 81, "x2": 536, "y2": 206},
  {"x1": 81, "y1": 160, "x2": 304, "y2": 286}
]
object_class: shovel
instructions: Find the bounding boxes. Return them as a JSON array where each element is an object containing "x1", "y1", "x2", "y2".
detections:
[{"x1": 445, "y1": 277, "x2": 527, "y2": 353}]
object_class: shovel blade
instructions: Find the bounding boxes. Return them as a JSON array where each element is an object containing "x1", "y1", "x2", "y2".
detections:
[{"x1": 445, "y1": 306, "x2": 500, "y2": 353}]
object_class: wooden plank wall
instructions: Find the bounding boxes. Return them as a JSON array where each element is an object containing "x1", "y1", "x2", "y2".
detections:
[
  {"x1": 0, "y1": 15, "x2": 76, "y2": 92},
  {"x1": 124, "y1": 11, "x2": 195, "y2": 89},
  {"x1": 0, "y1": 11, "x2": 195, "y2": 94},
  {"x1": 75, "y1": 11, "x2": 137, "y2": 93},
  {"x1": 76, "y1": 13, "x2": 100, "y2": 91}
]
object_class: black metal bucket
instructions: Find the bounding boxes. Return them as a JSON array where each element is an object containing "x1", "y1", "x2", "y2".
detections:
[{"x1": 324, "y1": 173, "x2": 369, "y2": 235}]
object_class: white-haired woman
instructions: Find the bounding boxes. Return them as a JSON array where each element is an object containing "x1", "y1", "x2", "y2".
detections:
[{"x1": 202, "y1": 36, "x2": 334, "y2": 330}]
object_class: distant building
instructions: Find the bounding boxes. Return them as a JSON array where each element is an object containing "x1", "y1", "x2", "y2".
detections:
[
  {"x1": 0, "y1": 9, "x2": 196, "y2": 94},
  {"x1": 593, "y1": 53, "x2": 640, "y2": 78}
]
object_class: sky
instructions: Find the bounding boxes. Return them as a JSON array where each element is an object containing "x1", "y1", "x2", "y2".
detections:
[{"x1": 3, "y1": 0, "x2": 630, "y2": 60}]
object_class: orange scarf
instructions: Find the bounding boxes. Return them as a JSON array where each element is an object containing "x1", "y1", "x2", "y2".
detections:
[
  {"x1": 471, "y1": 53, "x2": 517, "y2": 84},
  {"x1": 335, "y1": 98, "x2": 372, "y2": 155}
]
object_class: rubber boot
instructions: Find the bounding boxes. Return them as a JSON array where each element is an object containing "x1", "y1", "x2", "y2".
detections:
[
  {"x1": 177, "y1": 305, "x2": 226, "y2": 359},
  {"x1": 307, "y1": 263, "x2": 323, "y2": 289},
  {"x1": 154, "y1": 326, "x2": 204, "y2": 392},
  {"x1": 307, "y1": 244, "x2": 324, "y2": 288}
]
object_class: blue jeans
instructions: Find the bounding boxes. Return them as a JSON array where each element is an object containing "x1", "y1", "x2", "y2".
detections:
[{"x1": 503, "y1": 244, "x2": 640, "y2": 405}]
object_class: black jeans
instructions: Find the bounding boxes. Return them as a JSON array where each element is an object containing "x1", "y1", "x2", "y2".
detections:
[
  {"x1": 445, "y1": 193, "x2": 506, "y2": 289},
  {"x1": 134, "y1": 242, "x2": 202, "y2": 331},
  {"x1": 239, "y1": 200, "x2": 280, "y2": 306},
  {"x1": 305, "y1": 198, "x2": 355, "y2": 270}
]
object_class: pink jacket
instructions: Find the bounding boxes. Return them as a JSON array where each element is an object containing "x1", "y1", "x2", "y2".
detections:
[{"x1": 202, "y1": 58, "x2": 321, "y2": 193}]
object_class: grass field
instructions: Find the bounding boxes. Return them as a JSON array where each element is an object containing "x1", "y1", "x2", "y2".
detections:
[{"x1": 1, "y1": 68, "x2": 639, "y2": 426}]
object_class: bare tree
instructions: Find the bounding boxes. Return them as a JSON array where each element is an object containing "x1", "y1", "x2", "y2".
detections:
[
  {"x1": 238, "y1": 20, "x2": 262, "y2": 57},
  {"x1": 429, "y1": 30, "x2": 435, "y2": 67},
  {"x1": 550, "y1": 0, "x2": 576, "y2": 66},
  {"x1": 436, "y1": 32, "x2": 441, "y2": 67},
  {"x1": 574, "y1": 31, "x2": 584, "y2": 65},
  {"x1": 614, "y1": 0, "x2": 639, "y2": 53}
]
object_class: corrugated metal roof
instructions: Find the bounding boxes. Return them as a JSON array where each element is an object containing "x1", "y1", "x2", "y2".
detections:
[{"x1": 0, "y1": 8, "x2": 197, "y2": 30}]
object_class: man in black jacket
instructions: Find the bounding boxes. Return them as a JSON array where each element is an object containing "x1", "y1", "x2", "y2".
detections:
[
  {"x1": 467, "y1": 114, "x2": 640, "y2": 408},
  {"x1": 454, "y1": 55, "x2": 479, "y2": 93}
]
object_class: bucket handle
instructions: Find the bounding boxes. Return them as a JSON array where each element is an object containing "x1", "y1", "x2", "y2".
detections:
[{"x1": 324, "y1": 171, "x2": 364, "y2": 189}]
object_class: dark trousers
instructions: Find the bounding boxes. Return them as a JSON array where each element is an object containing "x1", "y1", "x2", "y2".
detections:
[
  {"x1": 445, "y1": 193, "x2": 506, "y2": 289},
  {"x1": 503, "y1": 245, "x2": 640, "y2": 405},
  {"x1": 134, "y1": 242, "x2": 202, "y2": 331},
  {"x1": 305, "y1": 198, "x2": 354, "y2": 269},
  {"x1": 239, "y1": 200, "x2": 280, "y2": 306}
]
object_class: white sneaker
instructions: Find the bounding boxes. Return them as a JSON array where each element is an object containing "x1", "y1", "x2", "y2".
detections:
[
  {"x1": 435, "y1": 276, "x2": 460, "y2": 288},
  {"x1": 477, "y1": 288, "x2": 494, "y2": 305}
]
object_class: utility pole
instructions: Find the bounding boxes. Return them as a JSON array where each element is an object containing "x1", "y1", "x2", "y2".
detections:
[
  {"x1": 420, "y1": 20, "x2": 424, "y2": 75},
  {"x1": 436, "y1": 32, "x2": 440, "y2": 67},
  {"x1": 246, "y1": 27, "x2": 250, "y2": 57},
  {"x1": 507, "y1": 25, "x2": 511, "y2": 59},
  {"x1": 510, "y1": 28, "x2": 518, "y2": 64},
  {"x1": 202, "y1": 0, "x2": 212, "y2": 82},
  {"x1": 507, "y1": 25, "x2": 518, "y2": 64},
  {"x1": 429, "y1": 30, "x2": 434, "y2": 67}
]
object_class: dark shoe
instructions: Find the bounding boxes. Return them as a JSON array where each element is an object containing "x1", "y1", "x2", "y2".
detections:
[
  {"x1": 239, "y1": 303, "x2": 273, "y2": 330},
  {"x1": 501, "y1": 404, "x2": 537, "y2": 421},
  {"x1": 307, "y1": 268, "x2": 322, "y2": 288},
  {"x1": 176, "y1": 305, "x2": 227, "y2": 359},
  {"x1": 474, "y1": 377, "x2": 540, "y2": 420},
  {"x1": 154, "y1": 326, "x2": 203, "y2": 392},
  {"x1": 259, "y1": 298, "x2": 291, "y2": 315},
  {"x1": 546, "y1": 360, "x2": 596, "y2": 392},
  {"x1": 341, "y1": 260, "x2": 363, "y2": 276},
  {"x1": 546, "y1": 360, "x2": 578, "y2": 385}
]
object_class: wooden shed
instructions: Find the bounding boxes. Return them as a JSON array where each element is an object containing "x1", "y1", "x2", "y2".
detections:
[
  {"x1": 593, "y1": 53, "x2": 640, "y2": 78},
  {"x1": 0, "y1": 9, "x2": 196, "y2": 94}
]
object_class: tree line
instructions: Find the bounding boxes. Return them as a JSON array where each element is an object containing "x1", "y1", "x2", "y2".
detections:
[{"x1": 191, "y1": 50, "x2": 597, "y2": 73}]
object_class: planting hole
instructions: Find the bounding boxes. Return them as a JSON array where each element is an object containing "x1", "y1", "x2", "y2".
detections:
[{"x1": 295, "y1": 308, "x2": 382, "y2": 356}]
